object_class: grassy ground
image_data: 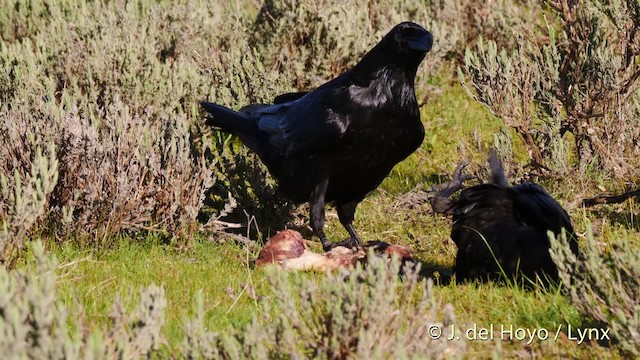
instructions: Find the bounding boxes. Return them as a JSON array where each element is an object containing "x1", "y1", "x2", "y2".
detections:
[
  {"x1": 52, "y1": 239, "x2": 266, "y2": 344},
  {"x1": 2, "y1": 0, "x2": 637, "y2": 357},
  {"x1": 47, "y1": 80, "x2": 638, "y2": 358}
]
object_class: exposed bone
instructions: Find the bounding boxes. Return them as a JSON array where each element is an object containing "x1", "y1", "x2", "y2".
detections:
[{"x1": 256, "y1": 230, "x2": 413, "y2": 272}]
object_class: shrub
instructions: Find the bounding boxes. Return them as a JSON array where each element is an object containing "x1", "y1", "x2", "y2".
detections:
[
  {"x1": 0, "y1": 0, "x2": 251, "y2": 249},
  {"x1": 453, "y1": 0, "x2": 541, "y2": 53},
  {"x1": 0, "y1": 141, "x2": 58, "y2": 267},
  {"x1": 460, "y1": 0, "x2": 640, "y2": 176},
  {"x1": 0, "y1": 241, "x2": 167, "y2": 358},
  {"x1": 253, "y1": 0, "x2": 461, "y2": 90},
  {"x1": 1, "y1": 0, "x2": 561, "y2": 252},
  {"x1": 51, "y1": 102, "x2": 215, "y2": 243},
  {"x1": 182, "y1": 254, "x2": 466, "y2": 359},
  {"x1": 2, "y1": 243, "x2": 468, "y2": 358},
  {"x1": 550, "y1": 229, "x2": 640, "y2": 356},
  {"x1": 207, "y1": 136, "x2": 297, "y2": 240},
  {"x1": 195, "y1": 19, "x2": 301, "y2": 238}
]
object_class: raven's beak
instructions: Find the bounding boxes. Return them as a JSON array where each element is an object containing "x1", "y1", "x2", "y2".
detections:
[{"x1": 406, "y1": 32, "x2": 433, "y2": 52}]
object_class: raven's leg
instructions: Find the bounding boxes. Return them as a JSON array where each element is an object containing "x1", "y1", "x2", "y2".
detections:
[
  {"x1": 337, "y1": 201, "x2": 362, "y2": 248},
  {"x1": 310, "y1": 178, "x2": 333, "y2": 252}
]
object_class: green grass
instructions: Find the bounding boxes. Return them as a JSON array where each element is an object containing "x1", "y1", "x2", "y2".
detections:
[
  {"x1": 52, "y1": 239, "x2": 267, "y2": 343},
  {"x1": 41, "y1": 83, "x2": 636, "y2": 357},
  {"x1": 47, "y1": 240, "x2": 613, "y2": 358},
  {"x1": 2, "y1": 0, "x2": 637, "y2": 356}
]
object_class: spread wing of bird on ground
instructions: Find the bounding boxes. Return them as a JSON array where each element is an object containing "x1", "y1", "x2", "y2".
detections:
[
  {"x1": 202, "y1": 22, "x2": 433, "y2": 251},
  {"x1": 430, "y1": 150, "x2": 578, "y2": 284}
]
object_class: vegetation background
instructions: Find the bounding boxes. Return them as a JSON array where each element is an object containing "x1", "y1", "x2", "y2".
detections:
[{"x1": 0, "y1": 0, "x2": 639, "y2": 358}]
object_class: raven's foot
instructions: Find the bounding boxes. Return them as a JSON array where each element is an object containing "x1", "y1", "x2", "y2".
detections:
[
  {"x1": 321, "y1": 241, "x2": 334, "y2": 252},
  {"x1": 322, "y1": 238, "x2": 361, "y2": 252},
  {"x1": 335, "y1": 237, "x2": 361, "y2": 251}
]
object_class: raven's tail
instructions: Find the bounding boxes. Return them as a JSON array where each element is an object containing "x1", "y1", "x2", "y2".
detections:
[
  {"x1": 488, "y1": 148, "x2": 508, "y2": 187},
  {"x1": 201, "y1": 102, "x2": 257, "y2": 133}
]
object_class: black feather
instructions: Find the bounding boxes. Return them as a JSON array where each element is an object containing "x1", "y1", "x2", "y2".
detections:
[
  {"x1": 201, "y1": 102, "x2": 257, "y2": 133},
  {"x1": 273, "y1": 92, "x2": 308, "y2": 104},
  {"x1": 201, "y1": 22, "x2": 432, "y2": 251},
  {"x1": 432, "y1": 153, "x2": 579, "y2": 285}
]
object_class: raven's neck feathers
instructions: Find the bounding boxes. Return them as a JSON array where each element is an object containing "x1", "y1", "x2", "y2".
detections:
[
  {"x1": 351, "y1": 40, "x2": 423, "y2": 81},
  {"x1": 348, "y1": 66, "x2": 417, "y2": 108},
  {"x1": 347, "y1": 41, "x2": 423, "y2": 108}
]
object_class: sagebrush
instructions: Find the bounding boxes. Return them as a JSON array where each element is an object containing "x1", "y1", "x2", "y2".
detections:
[
  {"x1": 0, "y1": 0, "x2": 466, "y2": 257},
  {"x1": 1, "y1": 243, "x2": 467, "y2": 359},
  {"x1": 0, "y1": 241, "x2": 167, "y2": 358},
  {"x1": 461, "y1": 0, "x2": 640, "y2": 176},
  {"x1": 183, "y1": 254, "x2": 466, "y2": 359},
  {"x1": 551, "y1": 228, "x2": 640, "y2": 356},
  {"x1": 0, "y1": 0, "x2": 243, "y2": 260}
]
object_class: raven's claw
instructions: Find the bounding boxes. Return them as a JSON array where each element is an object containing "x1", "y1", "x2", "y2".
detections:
[
  {"x1": 322, "y1": 238, "x2": 361, "y2": 252},
  {"x1": 336, "y1": 238, "x2": 361, "y2": 251}
]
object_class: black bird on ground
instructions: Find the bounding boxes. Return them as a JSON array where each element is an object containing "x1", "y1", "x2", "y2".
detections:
[
  {"x1": 430, "y1": 151, "x2": 579, "y2": 285},
  {"x1": 202, "y1": 22, "x2": 433, "y2": 251}
]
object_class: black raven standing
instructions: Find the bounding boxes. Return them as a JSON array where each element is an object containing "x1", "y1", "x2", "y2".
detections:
[
  {"x1": 430, "y1": 151, "x2": 579, "y2": 284},
  {"x1": 202, "y1": 22, "x2": 433, "y2": 251}
]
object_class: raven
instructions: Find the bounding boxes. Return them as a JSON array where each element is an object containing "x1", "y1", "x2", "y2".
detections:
[
  {"x1": 430, "y1": 151, "x2": 579, "y2": 284},
  {"x1": 202, "y1": 22, "x2": 432, "y2": 251}
]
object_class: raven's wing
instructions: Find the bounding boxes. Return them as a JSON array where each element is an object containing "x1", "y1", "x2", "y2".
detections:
[
  {"x1": 511, "y1": 183, "x2": 574, "y2": 236},
  {"x1": 255, "y1": 87, "x2": 349, "y2": 155},
  {"x1": 273, "y1": 91, "x2": 309, "y2": 104}
]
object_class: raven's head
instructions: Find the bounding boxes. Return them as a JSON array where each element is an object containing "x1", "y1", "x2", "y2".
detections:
[
  {"x1": 353, "y1": 22, "x2": 433, "y2": 79},
  {"x1": 387, "y1": 22, "x2": 433, "y2": 54}
]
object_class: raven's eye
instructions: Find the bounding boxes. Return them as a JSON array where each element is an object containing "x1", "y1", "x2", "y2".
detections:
[
  {"x1": 395, "y1": 28, "x2": 413, "y2": 43},
  {"x1": 401, "y1": 26, "x2": 418, "y2": 36}
]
